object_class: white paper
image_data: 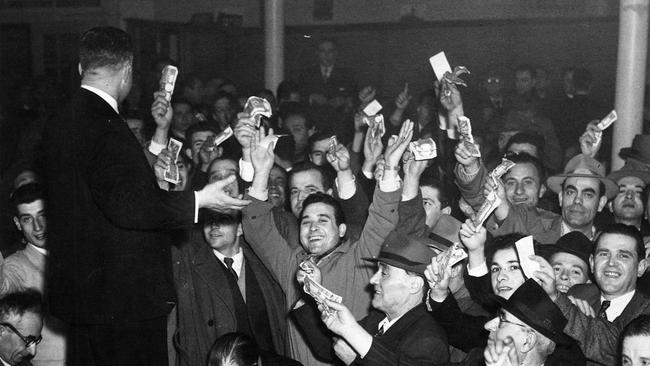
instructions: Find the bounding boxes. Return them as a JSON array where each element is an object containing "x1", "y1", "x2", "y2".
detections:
[
  {"x1": 429, "y1": 51, "x2": 452, "y2": 81},
  {"x1": 363, "y1": 100, "x2": 383, "y2": 116},
  {"x1": 515, "y1": 236, "x2": 539, "y2": 278}
]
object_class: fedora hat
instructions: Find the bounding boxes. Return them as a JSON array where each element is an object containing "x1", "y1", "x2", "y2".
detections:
[
  {"x1": 608, "y1": 161, "x2": 650, "y2": 185},
  {"x1": 495, "y1": 279, "x2": 571, "y2": 346},
  {"x1": 620, "y1": 135, "x2": 650, "y2": 165},
  {"x1": 547, "y1": 154, "x2": 618, "y2": 199},
  {"x1": 365, "y1": 230, "x2": 437, "y2": 275},
  {"x1": 537, "y1": 231, "x2": 592, "y2": 267}
]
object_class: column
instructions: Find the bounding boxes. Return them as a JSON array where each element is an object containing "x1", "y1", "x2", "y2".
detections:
[
  {"x1": 612, "y1": 0, "x2": 649, "y2": 170},
  {"x1": 264, "y1": 0, "x2": 285, "y2": 93}
]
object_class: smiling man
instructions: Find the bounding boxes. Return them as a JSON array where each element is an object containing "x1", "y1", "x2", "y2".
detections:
[
  {"x1": 291, "y1": 231, "x2": 448, "y2": 366},
  {"x1": 487, "y1": 154, "x2": 617, "y2": 244},
  {"x1": 541, "y1": 224, "x2": 650, "y2": 365}
]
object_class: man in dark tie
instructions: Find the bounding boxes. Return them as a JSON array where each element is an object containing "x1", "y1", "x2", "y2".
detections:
[
  {"x1": 537, "y1": 223, "x2": 650, "y2": 365},
  {"x1": 172, "y1": 210, "x2": 287, "y2": 366},
  {"x1": 42, "y1": 26, "x2": 250, "y2": 366}
]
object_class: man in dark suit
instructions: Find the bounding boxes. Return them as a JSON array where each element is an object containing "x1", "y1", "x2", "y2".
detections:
[
  {"x1": 297, "y1": 39, "x2": 357, "y2": 106},
  {"x1": 42, "y1": 27, "x2": 250, "y2": 366},
  {"x1": 538, "y1": 223, "x2": 650, "y2": 366},
  {"x1": 0, "y1": 290, "x2": 43, "y2": 366},
  {"x1": 172, "y1": 210, "x2": 287, "y2": 366},
  {"x1": 291, "y1": 231, "x2": 449, "y2": 366}
]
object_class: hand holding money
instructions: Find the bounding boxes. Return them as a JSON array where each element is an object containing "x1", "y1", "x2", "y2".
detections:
[
  {"x1": 320, "y1": 299, "x2": 360, "y2": 339},
  {"x1": 424, "y1": 254, "x2": 453, "y2": 302},
  {"x1": 384, "y1": 120, "x2": 414, "y2": 168},
  {"x1": 529, "y1": 254, "x2": 559, "y2": 301},
  {"x1": 243, "y1": 96, "x2": 272, "y2": 128},
  {"x1": 151, "y1": 91, "x2": 173, "y2": 130},
  {"x1": 579, "y1": 121, "x2": 602, "y2": 158},
  {"x1": 459, "y1": 219, "x2": 487, "y2": 251},
  {"x1": 163, "y1": 138, "x2": 183, "y2": 184},
  {"x1": 326, "y1": 138, "x2": 351, "y2": 172},
  {"x1": 297, "y1": 259, "x2": 321, "y2": 286},
  {"x1": 409, "y1": 138, "x2": 437, "y2": 161},
  {"x1": 234, "y1": 112, "x2": 257, "y2": 150},
  {"x1": 250, "y1": 127, "x2": 276, "y2": 176}
]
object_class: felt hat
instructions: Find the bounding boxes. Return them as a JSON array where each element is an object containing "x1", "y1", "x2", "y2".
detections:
[
  {"x1": 365, "y1": 230, "x2": 437, "y2": 275},
  {"x1": 495, "y1": 279, "x2": 571, "y2": 346},
  {"x1": 607, "y1": 161, "x2": 650, "y2": 186},
  {"x1": 546, "y1": 154, "x2": 618, "y2": 199},
  {"x1": 538, "y1": 231, "x2": 592, "y2": 267},
  {"x1": 620, "y1": 135, "x2": 650, "y2": 165}
]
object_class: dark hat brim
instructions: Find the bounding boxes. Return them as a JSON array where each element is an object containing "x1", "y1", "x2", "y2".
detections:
[
  {"x1": 607, "y1": 168, "x2": 650, "y2": 185},
  {"x1": 363, "y1": 255, "x2": 428, "y2": 275},
  {"x1": 494, "y1": 295, "x2": 572, "y2": 346},
  {"x1": 547, "y1": 174, "x2": 618, "y2": 199},
  {"x1": 536, "y1": 245, "x2": 590, "y2": 269}
]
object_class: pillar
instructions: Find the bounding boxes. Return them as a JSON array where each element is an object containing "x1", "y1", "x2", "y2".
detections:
[{"x1": 264, "y1": 0, "x2": 284, "y2": 93}]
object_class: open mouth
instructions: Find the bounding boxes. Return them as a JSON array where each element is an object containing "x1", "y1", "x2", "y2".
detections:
[
  {"x1": 556, "y1": 284, "x2": 570, "y2": 293},
  {"x1": 308, "y1": 235, "x2": 324, "y2": 243},
  {"x1": 603, "y1": 271, "x2": 621, "y2": 278}
]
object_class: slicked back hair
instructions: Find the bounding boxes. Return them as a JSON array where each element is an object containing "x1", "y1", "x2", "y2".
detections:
[
  {"x1": 594, "y1": 223, "x2": 645, "y2": 261},
  {"x1": 300, "y1": 192, "x2": 345, "y2": 226},
  {"x1": 79, "y1": 27, "x2": 133, "y2": 74}
]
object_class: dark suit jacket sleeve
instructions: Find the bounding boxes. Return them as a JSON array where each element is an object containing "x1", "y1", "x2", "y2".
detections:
[
  {"x1": 554, "y1": 292, "x2": 619, "y2": 365},
  {"x1": 88, "y1": 126, "x2": 195, "y2": 230},
  {"x1": 464, "y1": 271, "x2": 500, "y2": 314},
  {"x1": 290, "y1": 301, "x2": 336, "y2": 362},
  {"x1": 427, "y1": 292, "x2": 490, "y2": 352},
  {"x1": 398, "y1": 191, "x2": 427, "y2": 237},
  {"x1": 337, "y1": 178, "x2": 370, "y2": 227}
]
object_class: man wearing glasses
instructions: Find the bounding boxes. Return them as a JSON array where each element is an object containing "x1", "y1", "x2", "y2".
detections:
[{"x1": 0, "y1": 290, "x2": 43, "y2": 366}]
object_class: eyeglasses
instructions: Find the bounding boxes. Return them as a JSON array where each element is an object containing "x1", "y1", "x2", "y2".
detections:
[
  {"x1": 0, "y1": 322, "x2": 42, "y2": 349},
  {"x1": 498, "y1": 312, "x2": 527, "y2": 329}
]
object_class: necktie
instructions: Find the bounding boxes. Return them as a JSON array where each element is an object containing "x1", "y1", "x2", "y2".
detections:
[
  {"x1": 374, "y1": 325, "x2": 385, "y2": 337},
  {"x1": 597, "y1": 300, "x2": 611, "y2": 320},
  {"x1": 224, "y1": 257, "x2": 238, "y2": 281}
]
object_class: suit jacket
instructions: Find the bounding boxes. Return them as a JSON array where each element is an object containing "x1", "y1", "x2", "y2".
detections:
[
  {"x1": 297, "y1": 65, "x2": 357, "y2": 100},
  {"x1": 556, "y1": 283, "x2": 650, "y2": 365},
  {"x1": 43, "y1": 88, "x2": 195, "y2": 323},
  {"x1": 292, "y1": 302, "x2": 449, "y2": 366},
  {"x1": 172, "y1": 231, "x2": 287, "y2": 366}
]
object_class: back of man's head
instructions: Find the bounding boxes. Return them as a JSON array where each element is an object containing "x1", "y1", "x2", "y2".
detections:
[{"x1": 79, "y1": 27, "x2": 133, "y2": 75}]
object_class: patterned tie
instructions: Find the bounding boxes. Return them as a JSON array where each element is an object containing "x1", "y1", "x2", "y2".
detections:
[
  {"x1": 597, "y1": 300, "x2": 611, "y2": 320},
  {"x1": 224, "y1": 257, "x2": 238, "y2": 281}
]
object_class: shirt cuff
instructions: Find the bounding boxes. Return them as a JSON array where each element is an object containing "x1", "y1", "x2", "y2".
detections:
[
  {"x1": 467, "y1": 261, "x2": 488, "y2": 277},
  {"x1": 193, "y1": 191, "x2": 200, "y2": 223},
  {"x1": 239, "y1": 158, "x2": 254, "y2": 182},
  {"x1": 378, "y1": 170, "x2": 401, "y2": 192},
  {"x1": 148, "y1": 140, "x2": 166, "y2": 155},
  {"x1": 335, "y1": 175, "x2": 356, "y2": 200},
  {"x1": 248, "y1": 186, "x2": 268, "y2": 201}
]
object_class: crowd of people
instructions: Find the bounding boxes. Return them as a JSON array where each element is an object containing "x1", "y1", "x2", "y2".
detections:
[{"x1": 1, "y1": 25, "x2": 650, "y2": 366}]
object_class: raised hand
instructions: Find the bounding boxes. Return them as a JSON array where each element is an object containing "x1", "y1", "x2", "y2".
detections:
[
  {"x1": 579, "y1": 120, "x2": 602, "y2": 158},
  {"x1": 153, "y1": 148, "x2": 173, "y2": 183},
  {"x1": 454, "y1": 140, "x2": 480, "y2": 170},
  {"x1": 395, "y1": 83, "x2": 412, "y2": 110},
  {"x1": 327, "y1": 144, "x2": 351, "y2": 172},
  {"x1": 403, "y1": 153, "x2": 427, "y2": 178},
  {"x1": 424, "y1": 256, "x2": 452, "y2": 302},
  {"x1": 363, "y1": 128, "x2": 383, "y2": 166},
  {"x1": 459, "y1": 219, "x2": 487, "y2": 252},
  {"x1": 250, "y1": 127, "x2": 276, "y2": 176},
  {"x1": 439, "y1": 79, "x2": 463, "y2": 111},
  {"x1": 384, "y1": 120, "x2": 414, "y2": 169},
  {"x1": 234, "y1": 112, "x2": 257, "y2": 150},
  {"x1": 358, "y1": 86, "x2": 376, "y2": 106},
  {"x1": 151, "y1": 91, "x2": 173, "y2": 130},
  {"x1": 530, "y1": 255, "x2": 559, "y2": 301}
]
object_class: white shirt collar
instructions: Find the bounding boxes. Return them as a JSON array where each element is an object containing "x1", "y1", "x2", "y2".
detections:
[
  {"x1": 600, "y1": 290, "x2": 635, "y2": 321},
  {"x1": 213, "y1": 248, "x2": 244, "y2": 277},
  {"x1": 0, "y1": 356, "x2": 10, "y2": 366},
  {"x1": 27, "y1": 243, "x2": 48, "y2": 256},
  {"x1": 560, "y1": 221, "x2": 596, "y2": 240},
  {"x1": 377, "y1": 314, "x2": 405, "y2": 334},
  {"x1": 81, "y1": 84, "x2": 119, "y2": 114}
]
